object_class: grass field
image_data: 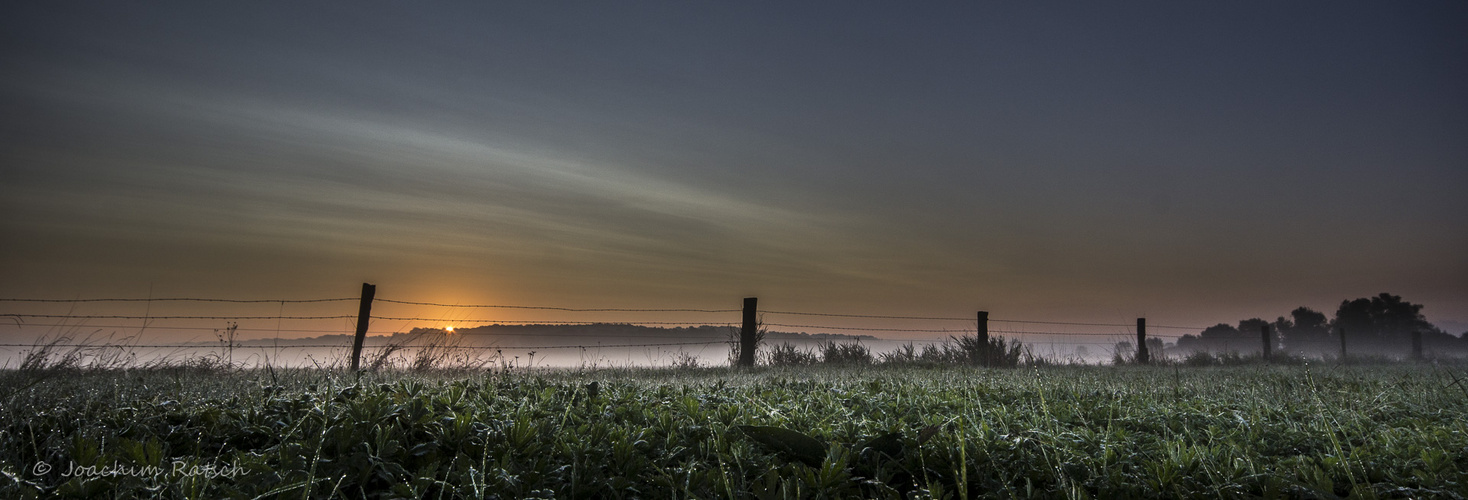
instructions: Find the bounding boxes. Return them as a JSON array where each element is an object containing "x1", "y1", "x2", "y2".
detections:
[{"x1": 1, "y1": 363, "x2": 1465, "y2": 499}]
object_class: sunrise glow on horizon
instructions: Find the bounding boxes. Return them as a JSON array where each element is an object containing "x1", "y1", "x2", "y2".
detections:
[{"x1": 1, "y1": 2, "x2": 1464, "y2": 346}]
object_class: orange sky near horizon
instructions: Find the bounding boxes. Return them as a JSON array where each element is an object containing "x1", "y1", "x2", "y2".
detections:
[{"x1": 2, "y1": 2, "x2": 1465, "y2": 354}]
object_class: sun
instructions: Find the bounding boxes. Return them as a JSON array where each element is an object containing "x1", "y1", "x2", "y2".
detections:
[{"x1": 445, "y1": 326, "x2": 455, "y2": 333}]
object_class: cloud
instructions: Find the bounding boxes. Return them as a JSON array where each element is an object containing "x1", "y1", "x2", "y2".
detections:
[{"x1": 3, "y1": 69, "x2": 906, "y2": 294}]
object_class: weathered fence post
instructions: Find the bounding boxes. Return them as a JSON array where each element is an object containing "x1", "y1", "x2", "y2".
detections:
[
  {"x1": 1261, "y1": 324, "x2": 1272, "y2": 362},
  {"x1": 1339, "y1": 326, "x2": 1348, "y2": 363},
  {"x1": 350, "y1": 282, "x2": 376, "y2": 372},
  {"x1": 738, "y1": 297, "x2": 758, "y2": 367},
  {"x1": 977, "y1": 311, "x2": 989, "y2": 367},
  {"x1": 1411, "y1": 330, "x2": 1423, "y2": 361},
  {"x1": 1136, "y1": 318, "x2": 1148, "y2": 365}
]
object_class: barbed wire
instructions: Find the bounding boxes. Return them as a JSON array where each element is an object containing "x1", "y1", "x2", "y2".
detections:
[
  {"x1": 1147, "y1": 324, "x2": 1209, "y2": 331},
  {"x1": 0, "y1": 323, "x2": 1172, "y2": 343},
  {"x1": 761, "y1": 310, "x2": 1212, "y2": 331},
  {"x1": 450, "y1": 341, "x2": 727, "y2": 350},
  {"x1": 992, "y1": 319, "x2": 1134, "y2": 327},
  {"x1": 0, "y1": 316, "x2": 1191, "y2": 339},
  {"x1": 0, "y1": 289, "x2": 1409, "y2": 366},
  {"x1": 896, "y1": 338, "x2": 1134, "y2": 345},
  {"x1": 374, "y1": 299, "x2": 737, "y2": 313},
  {"x1": 0, "y1": 291, "x2": 1262, "y2": 343},
  {"x1": 763, "y1": 323, "x2": 967, "y2": 333},
  {"x1": 762, "y1": 310, "x2": 972, "y2": 321},
  {"x1": 0, "y1": 337, "x2": 1387, "y2": 353},
  {"x1": 759, "y1": 310, "x2": 1193, "y2": 329},
  {"x1": 994, "y1": 319, "x2": 1203, "y2": 330},
  {"x1": 0, "y1": 339, "x2": 1154, "y2": 351},
  {"x1": 0, "y1": 322, "x2": 354, "y2": 335},
  {"x1": 1006, "y1": 340, "x2": 1138, "y2": 346},
  {"x1": 371, "y1": 317, "x2": 727, "y2": 325},
  {"x1": 451, "y1": 331, "x2": 733, "y2": 338},
  {"x1": 2, "y1": 314, "x2": 357, "y2": 320},
  {"x1": 763, "y1": 321, "x2": 1184, "y2": 339},
  {"x1": 997, "y1": 330, "x2": 1179, "y2": 338},
  {"x1": 0, "y1": 298, "x2": 356, "y2": 304},
  {"x1": 0, "y1": 343, "x2": 350, "y2": 349},
  {"x1": 0, "y1": 340, "x2": 728, "y2": 351},
  {"x1": 0, "y1": 295, "x2": 1229, "y2": 336}
]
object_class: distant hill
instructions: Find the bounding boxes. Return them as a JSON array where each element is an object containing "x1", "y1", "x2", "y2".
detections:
[
  {"x1": 214, "y1": 334, "x2": 363, "y2": 346},
  {"x1": 402, "y1": 324, "x2": 877, "y2": 347},
  {"x1": 223, "y1": 324, "x2": 877, "y2": 349}
]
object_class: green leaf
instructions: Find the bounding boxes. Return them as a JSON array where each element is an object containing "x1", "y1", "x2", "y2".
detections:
[
  {"x1": 737, "y1": 425, "x2": 827, "y2": 467},
  {"x1": 917, "y1": 425, "x2": 941, "y2": 445},
  {"x1": 857, "y1": 431, "x2": 904, "y2": 460}
]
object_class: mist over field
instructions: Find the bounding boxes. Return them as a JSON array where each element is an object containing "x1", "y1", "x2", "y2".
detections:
[{"x1": 2, "y1": 3, "x2": 1466, "y2": 497}]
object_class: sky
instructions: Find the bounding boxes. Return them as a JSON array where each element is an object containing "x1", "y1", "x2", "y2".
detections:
[{"x1": 2, "y1": 2, "x2": 1466, "y2": 346}]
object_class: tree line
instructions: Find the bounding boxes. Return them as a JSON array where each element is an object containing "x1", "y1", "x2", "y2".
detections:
[{"x1": 1170, "y1": 293, "x2": 1467, "y2": 359}]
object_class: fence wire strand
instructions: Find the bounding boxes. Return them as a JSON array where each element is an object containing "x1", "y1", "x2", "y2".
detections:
[
  {"x1": 0, "y1": 341, "x2": 727, "y2": 351},
  {"x1": 0, "y1": 298, "x2": 356, "y2": 304},
  {"x1": 4, "y1": 314, "x2": 357, "y2": 320},
  {"x1": 371, "y1": 317, "x2": 728, "y2": 325},
  {"x1": 2, "y1": 293, "x2": 1227, "y2": 362},
  {"x1": 374, "y1": 299, "x2": 738, "y2": 313}
]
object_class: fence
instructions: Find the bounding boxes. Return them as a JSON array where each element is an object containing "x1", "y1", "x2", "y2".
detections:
[{"x1": 3, "y1": 282, "x2": 1414, "y2": 369}]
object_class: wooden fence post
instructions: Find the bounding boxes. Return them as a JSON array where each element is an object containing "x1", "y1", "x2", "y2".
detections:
[
  {"x1": 350, "y1": 282, "x2": 376, "y2": 372},
  {"x1": 1339, "y1": 326, "x2": 1347, "y2": 363},
  {"x1": 977, "y1": 311, "x2": 989, "y2": 367},
  {"x1": 1261, "y1": 324, "x2": 1272, "y2": 362},
  {"x1": 1411, "y1": 330, "x2": 1423, "y2": 361},
  {"x1": 738, "y1": 297, "x2": 758, "y2": 367},
  {"x1": 1133, "y1": 316, "x2": 1145, "y2": 363}
]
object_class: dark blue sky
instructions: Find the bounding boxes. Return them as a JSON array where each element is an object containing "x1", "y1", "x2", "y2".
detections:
[{"x1": 3, "y1": 2, "x2": 1465, "y2": 336}]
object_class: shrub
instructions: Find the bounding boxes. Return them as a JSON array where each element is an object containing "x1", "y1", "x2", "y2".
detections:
[
  {"x1": 820, "y1": 341, "x2": 872, "y2": 365},
  {"x1": 878, "y1": 343, "x2": 919, "y2": 364},
  {"x1": 1182, "y1": 351, "x2": 1218, "y2": 367},
  {"x1": 939, "y1": 335, "x2": 1027, "y2": 367},
  {"x1": 764, "y1": 342, "x2": 818, "y2": 366},
  {"x1": 726, "y1": 324, "x2": 767, "y2": 366},
  {"x1": 669, "y1": 351, "x2": 702, "y2": 370}
]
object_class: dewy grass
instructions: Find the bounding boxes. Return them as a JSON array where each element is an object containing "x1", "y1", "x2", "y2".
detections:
[{"x1": 0, "y1": 364, "x2": 1464, "y2": 498}]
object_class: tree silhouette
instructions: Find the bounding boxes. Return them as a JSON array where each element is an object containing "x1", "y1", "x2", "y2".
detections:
[
  {"x1": 1168, "y1": 293, "x2": 1460, "y2": 359},
  {"x1": 1332, "y1": 293, "x2": 1435, "y2": 356},
  {"x1": 1246, "y1": 318, "x2": 1280, "y2": 354},
  {"x1": 1275, "y1": 307, "x2": 1329, "y2": 354},
  {"x1": 1175, "y1": 322, "x2": 1252, "y2": 354}
]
